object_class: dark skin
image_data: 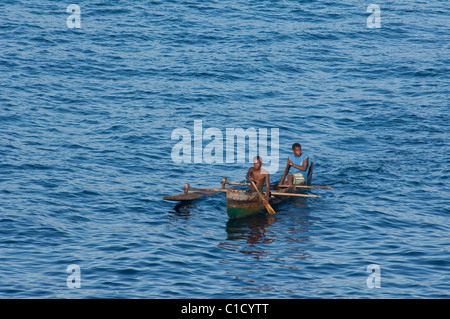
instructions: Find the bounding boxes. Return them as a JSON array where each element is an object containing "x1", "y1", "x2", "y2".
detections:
[
  {"x1": 246, "y1": 160, "x2": 270, "y2": 204},
  {"x1": 279, "y1": 146, "x2": 308, "y2": 186}
]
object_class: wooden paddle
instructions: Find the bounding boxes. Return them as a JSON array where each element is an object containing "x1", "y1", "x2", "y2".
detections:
[
  {"x1": 183, "y1": 187, "x2": 245, "y2": 193},
  {"x1": 225, "y1": 181, "x2": 333, "y2": 189},
  {"x1": 250, "y1": 180, "x2": 275, "y2": 215},
  {"x1": 183, "y1": 187, "x2": 318, "y2": 197},
  {"x1": 277, "y1": 185, "x2": 333, "y2": 190},
  {"x1": 270, "y1": 192, "x2": 320, "y2": 198}
]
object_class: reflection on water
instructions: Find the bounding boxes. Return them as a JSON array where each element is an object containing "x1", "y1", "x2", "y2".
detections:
[
  {"x1": 220, "y1": 198, "x2": 313, "y2": 262},
  {"x1": 225, "y1": 214, "x2": 276, "y2": 244},
  {"x1": 167, "y1": 202, "x2": 194, "y2": 220},
  {"x1": 217, "y1": 201, "x2": 314, "y2": 295}
]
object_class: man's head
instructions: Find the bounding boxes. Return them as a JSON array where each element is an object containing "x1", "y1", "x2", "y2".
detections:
[
  {"x1": 253, "y1": 156, "x2": 263, "y2": 170},
  {"x1": 292, "y1": 143, "x2": 302, "y2": 157}
]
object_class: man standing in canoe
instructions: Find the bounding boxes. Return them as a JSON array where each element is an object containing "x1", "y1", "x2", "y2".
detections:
[
  {"x1": 279, "y1": 143, "x2": 310, "y2": 186},
  {"x1": 246, "y1": 156, "x2": 270, "y2": 204}
]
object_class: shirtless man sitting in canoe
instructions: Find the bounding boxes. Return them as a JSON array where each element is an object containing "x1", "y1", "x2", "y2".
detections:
[{"x1": 246, "y1": 156, "x2": 270, "y2": 204}]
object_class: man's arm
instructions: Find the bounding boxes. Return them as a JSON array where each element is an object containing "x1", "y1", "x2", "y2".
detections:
[
  {"x1": 246, "y1": 168, "x2": 254, "y2": 181},
  {"x1": 293, "y1": 158, "x2": 308, "y2": 171},
  {"x1": 279, "y1": 164, "x2": 290, "y2": 185},
  {"x1": 265, "y1": 174, "x2": 270, "y2": 202}
]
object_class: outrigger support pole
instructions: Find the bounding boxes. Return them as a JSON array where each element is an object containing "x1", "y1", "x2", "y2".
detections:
[{"x1": 221, "y1": 177, "x2": 227, "y2": 189}]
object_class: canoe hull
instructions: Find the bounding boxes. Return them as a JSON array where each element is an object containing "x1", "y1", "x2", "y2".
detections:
[
  {"x1": 226, "y1": 190, "x2": 266, "y2": 219},
  {"x1": 226, "y1": 185, "x2": 297, "y2": 219}
]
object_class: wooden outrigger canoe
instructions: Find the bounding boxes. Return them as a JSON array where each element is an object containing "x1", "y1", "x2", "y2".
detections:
[
  {"x1": 226, "y1": 162, "x2": 314, "y2": 219},
  {"x1": 162, "y1": 162, "x2": 328, "y2": 219}
]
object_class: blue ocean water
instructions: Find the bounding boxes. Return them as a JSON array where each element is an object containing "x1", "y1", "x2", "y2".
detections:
[{"x1": 0, "y1": 0, "x2": 448, "y2": 298}]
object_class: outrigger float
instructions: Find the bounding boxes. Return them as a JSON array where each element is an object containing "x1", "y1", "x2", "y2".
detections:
[{"x1": 163, "y1": 162, "x2": 333, "y2": 219}]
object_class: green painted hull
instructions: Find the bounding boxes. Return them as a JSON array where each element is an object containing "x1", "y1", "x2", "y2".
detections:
[
  {"x1": 226, "y1": 206, "x2": 265, "y2": 219},
  {"x1": 226, "y1": 187, "x2": 297, "y2": 219},
  {"x1": 226, "y1": 189, "x2": 265, "y2": 219}
]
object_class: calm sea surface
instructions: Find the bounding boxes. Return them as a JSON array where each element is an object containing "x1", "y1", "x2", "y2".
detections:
[{"x1": 0, "y1": 0, "x2": 448, "y2": 298}]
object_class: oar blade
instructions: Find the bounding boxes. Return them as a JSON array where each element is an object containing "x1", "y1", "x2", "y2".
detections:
[
  {"x1": 265, "y1": 203, "x2": 276, "y2": 215},
  {"x1": 250, "y1": 180, "x2": 276, "y2": 215}
]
